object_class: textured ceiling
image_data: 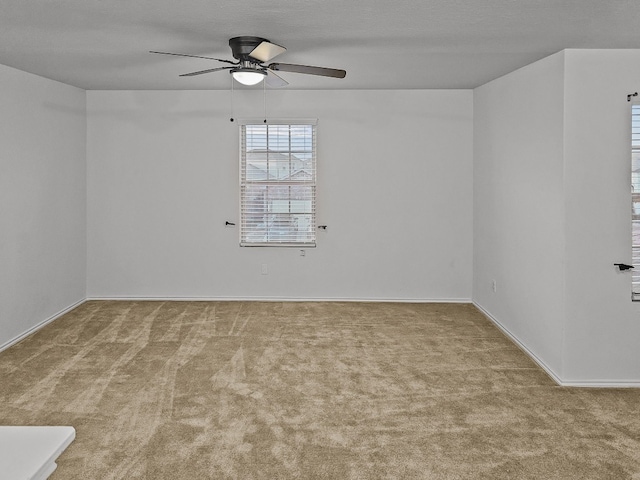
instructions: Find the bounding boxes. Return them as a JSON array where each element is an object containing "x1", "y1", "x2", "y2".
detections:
[{"x1": 1, "y1": 0, "x2": 640, "y2": 90}]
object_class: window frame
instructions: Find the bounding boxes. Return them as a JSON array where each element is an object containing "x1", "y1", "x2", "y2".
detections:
[
  {"x1": 238, "y1": 119, "x2": 318, "y2": 247},
  {"x1": 631, "y1": 104, "x2": 640, "y2": 299}
]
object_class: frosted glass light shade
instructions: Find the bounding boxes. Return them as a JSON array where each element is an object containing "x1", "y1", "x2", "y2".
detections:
[{"x1": 232, "y1": 69, "x2": 266, "y2": 85}]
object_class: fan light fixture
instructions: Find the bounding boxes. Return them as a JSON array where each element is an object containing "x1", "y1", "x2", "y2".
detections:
[{"x1": 231, "y1": 68, "x2": 266, "y2": 85}]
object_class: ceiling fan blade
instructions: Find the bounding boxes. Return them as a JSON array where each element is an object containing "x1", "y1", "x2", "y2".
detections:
[
  {"x1": 179, "y1": 66, "x2": 233, "y2": 77},
  {"x1": 268, "y1": 63, "x2": 346, "y2": 79},
  {"x1": 150, "y1": 51, "x2": 237, "y2": 65},
  {"x1": 249, "y1": 41, "x2": 286, "y2": 63},
  {"x1": 265, "y1": 70, "x2": 289, "y2": 88}
]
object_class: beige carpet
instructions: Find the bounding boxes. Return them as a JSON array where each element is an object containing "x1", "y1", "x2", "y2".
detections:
[{"x1": 0, "y1": 301, "x2": 639, "y2": 479}]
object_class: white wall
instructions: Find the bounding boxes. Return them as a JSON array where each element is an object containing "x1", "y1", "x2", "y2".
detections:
[
  {"x1": 474, "y1": 49, "x2": 640, "y2": 385},
  {"x1": 473, "y1": 52, "x2": 567, "y2": 378},
  {"x1": 562, "y1": 50, "x2": 640, "y2": 383},
  {"x1": 87, "y1": 90, "x2": 473, "y2": 301},
  {"x1": 0, "y1": 64, "x2": 86, "y2": 349}
]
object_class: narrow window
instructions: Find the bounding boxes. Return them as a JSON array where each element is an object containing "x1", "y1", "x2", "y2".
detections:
[
  {"x1": 632, "y1": 104, "x2": 640, "y2": 299},
  {"x1": 240, "y1": 122, "x2": 317, "y2": 246}
]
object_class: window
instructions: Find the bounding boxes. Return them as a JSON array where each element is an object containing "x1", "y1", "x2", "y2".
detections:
[
  {"x1": 632, "y1": 104, "x2": 640, "y2": 299},
  {"x1": 240, "y1": 121, "x2": 317, "y2": 246}
]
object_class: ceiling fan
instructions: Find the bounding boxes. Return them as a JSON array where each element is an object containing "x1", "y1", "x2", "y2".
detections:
[{"x1": 150, "y1": 36, "x2": 346, "y2": 87}]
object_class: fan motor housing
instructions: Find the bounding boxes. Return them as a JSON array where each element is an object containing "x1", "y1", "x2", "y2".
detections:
[{"x1": 229, "y1": 36, "x2": 268, "y2": 61}]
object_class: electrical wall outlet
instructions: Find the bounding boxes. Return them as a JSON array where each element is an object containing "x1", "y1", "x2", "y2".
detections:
[
  {"x1": 261, "y1": 264, "x2": 268, "y2": 275},
  {"x1": 492, "y1": 280, "x2": 497, "y2": 293}
]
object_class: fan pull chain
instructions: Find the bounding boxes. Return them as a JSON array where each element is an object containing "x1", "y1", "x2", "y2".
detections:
[
  {"x1": 230, "y1": 75, "x2": 235, "y2": 122},
  {"x1": 263, "y1": 79, "x2": 267, "y2": 124}
]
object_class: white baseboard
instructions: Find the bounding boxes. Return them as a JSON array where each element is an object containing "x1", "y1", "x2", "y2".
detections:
[
  {"x1": 559, "y1": 380, "x2": 640, "y2": 388},
  {"x1": 86, "y1": 296, "x2": 473, "y2": 303},
  {"x1": 472, "y1": 301, "x2": 564, "y2": 386},
  {"x1": 473, "y1": 302, "x2": 640, "y2": 388},
  {"x1": 0, "y1": 299, "x2": 86, "y2": 353}
]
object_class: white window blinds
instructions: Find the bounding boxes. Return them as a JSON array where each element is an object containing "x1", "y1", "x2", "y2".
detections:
[
  {"x1": 632, "y1": 105, "x2": 640, "y2": 299},
  {"x1": 240, "y1": 122, "x2": 317, "y2": 246}
]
